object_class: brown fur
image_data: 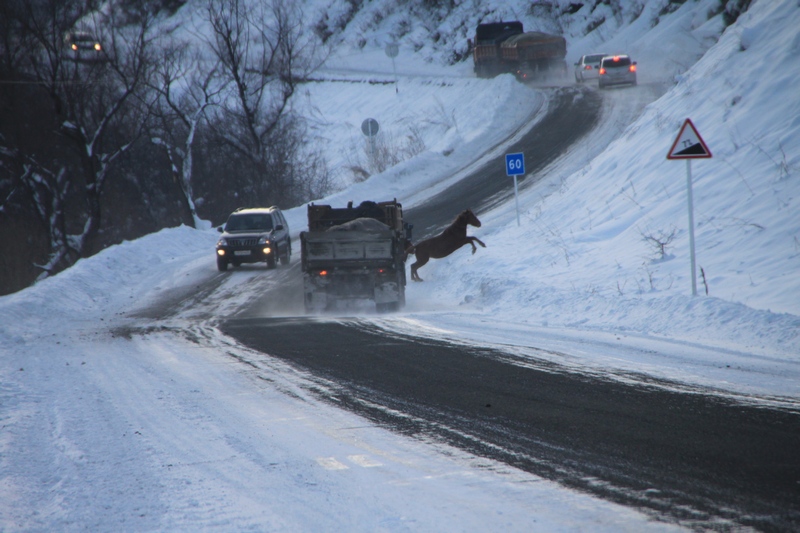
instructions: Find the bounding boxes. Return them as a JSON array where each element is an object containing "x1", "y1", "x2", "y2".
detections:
[{"x1": 406, "y1": 209, "x2": 486, "y2": 282}]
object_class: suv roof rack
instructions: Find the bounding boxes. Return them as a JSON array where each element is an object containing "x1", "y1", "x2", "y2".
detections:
[{"x1": 234, "y1": 206, "x2": 279, "y2": 213}]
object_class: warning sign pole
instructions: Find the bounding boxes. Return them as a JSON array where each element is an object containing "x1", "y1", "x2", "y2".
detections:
[
  {"x1": 685, "y1": 159, "x2": 697, "y2": 296},
  {"x1": 667, "y1": 118, "x2": 712, "y2": 297}
]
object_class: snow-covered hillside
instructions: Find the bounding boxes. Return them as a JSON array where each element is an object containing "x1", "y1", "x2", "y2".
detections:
[
  {"x1": 1, "y1": 0, "x2": 798, "y2": 530},
  {"x1": 298, "y1": 0, "x2": 800, "y2": 350}
]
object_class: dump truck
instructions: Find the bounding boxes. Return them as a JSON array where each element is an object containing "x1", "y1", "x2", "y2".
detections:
[
  {"x1": 500, "y1": 31, "x2": 567, "y2": 80},
  {"x1": 470, "y1": 21, "x2": 567, "y2": 79},
  {"x1": 300, "y1": 200, "x2": 411, "y2": 313},
  {"x1": 471, "y1": 21, "x2": 523, "y2": 78}
]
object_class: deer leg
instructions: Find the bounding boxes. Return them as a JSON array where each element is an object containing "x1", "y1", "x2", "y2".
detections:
[
  {"x1": 410, "y1": 255, "x2": 428, "y2": 282},
  {"x1": 468, "y1": 237, "x2": 486, "y2": 253},
  {"x1": 467, "y1": 237, "x2": 485, "y2": 254}
]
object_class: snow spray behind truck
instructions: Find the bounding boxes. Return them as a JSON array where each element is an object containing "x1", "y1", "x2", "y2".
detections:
[{"x1": 300, "y1": 200, "x2": 411, "y2": 313}]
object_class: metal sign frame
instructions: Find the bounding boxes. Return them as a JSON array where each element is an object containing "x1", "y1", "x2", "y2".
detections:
[{"x1": 667, "y1": 118, "x2": 712, "y2": 160}]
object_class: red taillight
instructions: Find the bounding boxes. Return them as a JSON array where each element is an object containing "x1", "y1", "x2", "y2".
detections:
[
  {"x1": 612, "y1": 55, "x2": 620, "y2": 62},
  {"x1": 584, "y1": 65, "x2": 592, "y2": 70},
  {"x1": 319, "y1": 270, "x2": 328, "y2": 276},
  {"x1": 630, "y1": 64, "x2": 637, "y2": 72},
  {"x1": 599, "y1": 68, "x2": 606, "y2": 75}
]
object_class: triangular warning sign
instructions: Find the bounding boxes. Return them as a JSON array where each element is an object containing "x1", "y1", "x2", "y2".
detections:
[{"x1": 667, "y1": 118, "x2": 712, "y2": 159}]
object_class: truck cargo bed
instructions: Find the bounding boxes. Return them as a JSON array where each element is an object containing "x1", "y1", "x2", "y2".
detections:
[{"x1": 303, "y1": 230, "x2": 394, "y2": 263}]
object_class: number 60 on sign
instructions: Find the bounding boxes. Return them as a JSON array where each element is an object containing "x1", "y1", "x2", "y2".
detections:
[{"x1": 505, "y1": 152, "x2": 525, "y2": 176}]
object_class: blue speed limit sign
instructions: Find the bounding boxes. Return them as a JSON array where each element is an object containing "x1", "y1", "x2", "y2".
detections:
[
  {"x1": 505, "y1": 152, "x2": 525, "y2": 176},
  {"x1": 506, "y1": 152, "x2": 524, "y2": 226}
]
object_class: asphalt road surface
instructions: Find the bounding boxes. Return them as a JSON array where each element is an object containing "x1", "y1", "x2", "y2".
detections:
[
  {"x1": 201, "y1": 85, "x2": 800, "y2": 530},
  {"x1": 221, "y1": 317, "x2": 800, "y2": 531},
  {"x1": 405, "y1": 85, "x2": 601, "y2": 238}
]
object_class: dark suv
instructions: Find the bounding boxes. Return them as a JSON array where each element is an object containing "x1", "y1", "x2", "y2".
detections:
[{"x1": 216, "y1": 207, "x2": 291, "y2": 271}]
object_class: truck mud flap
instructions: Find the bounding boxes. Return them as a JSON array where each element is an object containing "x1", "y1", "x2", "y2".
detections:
[
  {"x1": 304, "y1": 290, "x2": 328, "y2": 313},
  {"x1": 374, "y1": 282, "x2": 401, "y2": 304}
]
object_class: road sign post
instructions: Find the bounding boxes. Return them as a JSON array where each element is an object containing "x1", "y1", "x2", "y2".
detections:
[
  {"x1": 385, "y1": 43, "x2": 399, "y2": 93},
  {"x1": 505, "y1": 152, "x2": 525, "y2": 226},
  {"x1": 685, "y1": 159, "x2": 697, "y2": 296},
  {"x1": 361, "y1": 118, "x2": 380, "y2": 170},
  {"x1": 667, "y1": 118, "x2": 712, "y2": 297}
]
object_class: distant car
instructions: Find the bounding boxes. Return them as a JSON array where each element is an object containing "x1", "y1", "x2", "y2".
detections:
[
  {"x1": 64, "y1": 32, "x2": 104, "y2": 62},
  {"x1": 574, "y1": 53, "x2": 608, "y2": 83},
  {"x1": 215, "y1": 207, "x2": 291, "y2": 271},
  {"x1": 598, "y1": 54, "x2": 637, "y2": 89}
]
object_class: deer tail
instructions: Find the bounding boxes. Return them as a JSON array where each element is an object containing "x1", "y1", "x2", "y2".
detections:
[{"x1": 404, "y1": 241, "x2": 416, "y2": 255}]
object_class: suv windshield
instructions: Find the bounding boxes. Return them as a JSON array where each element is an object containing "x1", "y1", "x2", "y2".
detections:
[{"x1": 225, "y1": 214, "x2": 273, "y2": 232}]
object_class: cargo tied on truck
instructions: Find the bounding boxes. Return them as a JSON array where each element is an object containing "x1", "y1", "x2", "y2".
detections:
[
  {"x1": 300, "y1": 200, "x2": 412, "y2": 313},
  {"x1": 470, "y1": 21, "x2": 567, "y2": 80}
]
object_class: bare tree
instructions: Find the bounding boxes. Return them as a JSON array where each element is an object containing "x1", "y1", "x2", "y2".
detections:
[
  {"x1": 18, "y1": 0, "x2": 158, "y2": 257},
  {"x1": 204, "y1": 0, "x2": 326, "y2": 206},
  {"x1": 640, "y1": 226, "x2": 677, "y2": 260},
  {"x1": 0, "y1": 143, "x2": 75, "y2": 279},
  {"x1": 150, "y1": 42, "x2": 224, "y2": 227}
]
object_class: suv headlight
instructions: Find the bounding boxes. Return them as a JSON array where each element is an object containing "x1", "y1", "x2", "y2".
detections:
[
  {"x1": 217, "y1": 238, "x2": 227, "y2": 247},
  {"x1": 258, "y1": 236, "x2": 271, "y2": 245}
]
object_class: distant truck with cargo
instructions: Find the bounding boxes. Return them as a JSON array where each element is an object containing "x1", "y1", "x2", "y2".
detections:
[
  {"x1": 470, "y1": 21, "x2": 567, "y2": 80},
  {"x1": 300, "y1": 200, "x2": 411, "y2": 313}
]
